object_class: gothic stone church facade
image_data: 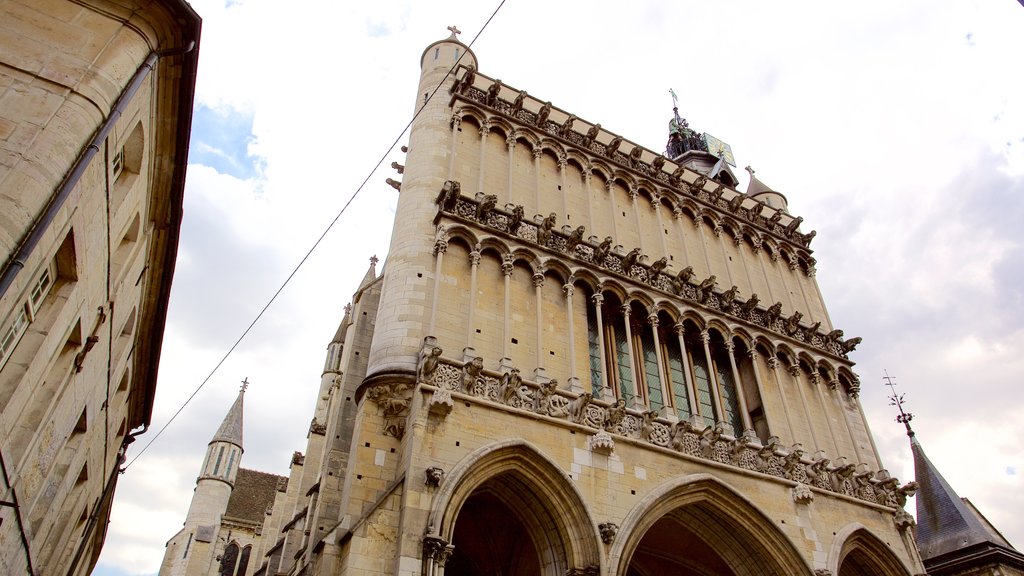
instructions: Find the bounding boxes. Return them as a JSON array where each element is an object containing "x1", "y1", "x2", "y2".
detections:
[{"x1": 165, "y1": 33, "x2": 929, "y2": 576}]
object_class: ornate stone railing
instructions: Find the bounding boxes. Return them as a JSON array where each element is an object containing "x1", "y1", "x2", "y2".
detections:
[{"x1": 400, "y1": 352, "x2": 913, "y2": 512}]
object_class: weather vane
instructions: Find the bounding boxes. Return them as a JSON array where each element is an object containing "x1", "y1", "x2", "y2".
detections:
[{"x1": 883, "y1": 370, "x2": 914, "y2": 437}]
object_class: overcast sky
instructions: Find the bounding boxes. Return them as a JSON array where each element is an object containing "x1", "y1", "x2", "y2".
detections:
[{"x1": 93, "y1": 1, "x2": 1024, "y2": 574}]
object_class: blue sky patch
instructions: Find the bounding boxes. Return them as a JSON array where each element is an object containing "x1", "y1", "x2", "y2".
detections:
[{"x1": 189, "y1": 104, "x2": 261, "y2": 180}]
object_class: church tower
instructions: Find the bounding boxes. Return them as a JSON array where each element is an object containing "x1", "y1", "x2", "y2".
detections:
[
  {"x1": 160, "y1": 386, "x2": 245, "y2": 576},
  {"x1": 242, "y1": 30, "x2": 928, "y2": 576}
]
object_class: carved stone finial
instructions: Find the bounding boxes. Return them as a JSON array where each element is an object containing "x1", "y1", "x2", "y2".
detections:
[{"x1": 598, "y1": 522, "x2": 618, "y2": 545}]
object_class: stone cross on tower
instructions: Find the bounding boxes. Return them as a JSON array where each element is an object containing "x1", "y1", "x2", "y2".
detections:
[
  {"x1": 447, "y1": 25, "x2": 461, "y2": 38},
  {"x1": 240, "y1": 377, "x2": 249, "y2": 392},
  {"x1": 745, "y1": 165, "x2": 755, "y2": 177}
]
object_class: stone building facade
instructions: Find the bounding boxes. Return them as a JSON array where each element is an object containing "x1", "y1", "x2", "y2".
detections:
[
  {"x1": 0, "y1": 1, "x2": 200, "y2": 574},
  {"x1": 173, "y1": 31, "x2": 932, "y2": 576}
]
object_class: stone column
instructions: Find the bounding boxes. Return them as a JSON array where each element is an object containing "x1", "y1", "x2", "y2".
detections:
[
  {"x1": 506, "y1": 132, "x2": 516, "y2": 204},
  {"x1": 564, "y1": 282, "x2": 581, "y2": 393},
  {"x1": 501, "y1": 255, "x2": 513, "y2": 363},
  {"x1": 477, "y1": 121, "x2": 489, "y2": 194},
  {"x1": 812, "y1": 372, "x2": 841, "y2": 457},
  {"x1": 830, "y1": 379, "x2": 864, "y2": 464},
  {"x1": 605, "y1": 179, "x2": 622, "y2": 243},
  {"x1": 674, "y1": 323, "x2": 699, "y2": 417},
  {"x1": 428, "y1": 234, "x2": 448, "y2": 336},
  {"x1": 747, "y1": 348, "x2": 773, "y2": 437},
  {"x1": 466, "y1": 246, "x2": 481, "y2": 349},
  {"x1": 423, "y1": 536, "x2": 454, "y2": 576},
  {"x1": 629, "y1": 187, "x2": 645, "y2": 253},
  {"x1": 621, "y1": 303, "x2": 643, "y2": 409},
  {"x1": 724, "y1": 340, "x2": 754, "y2": 435},
  {"x1": 533, "y1": 147, "x2": 542, "y2": 213},
  {"x1": 789, "y1": 364, "x2": 820, "y2": 452},
  {"x1": 648, "y1": 313, "x2": 673, "y2": 420},
  {"x1": 558, "y1": 155, "x2": 569, "y2": 217},
  {"x1": 592, "y1": 292, "x2": 611, "y2": 401},
  {"x1": 653, "y1": 194, "x2": 669, "y2": 259},
  {"x1": 584, "y1": 167, "x2": 595, "y2": 233},
  {"x1": 701, "y1": 329, "x2": 726, "y2": 421},
  {"x1": 447, "y1": 116, "x2": 460, "y2": 179},
  {"x1": 533, "y1": 272, "x2": 545, "y2": 373},
  {"x1": 766, "y1": 356, "x2": 797, "y2": 442}
]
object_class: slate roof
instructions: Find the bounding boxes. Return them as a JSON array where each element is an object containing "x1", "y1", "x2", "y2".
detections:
[
  {"x1": 913, "y1": 434, "x2": 1017, "y2": 560},
  {"x1": 224, "y1": 468, "x2": 285, "y2": 525}
]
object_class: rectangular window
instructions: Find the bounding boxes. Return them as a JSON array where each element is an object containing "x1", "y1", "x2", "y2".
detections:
[
  {"x1": 213, "y1": 446, "x2": 224, "y2": 476},
  {"x1": 612, "y1": 322, "x2": 633, "y2": 402},
  {"x1": 714, "y1": 349, "x2": 743, "y2": 436},
  {"x1": 0, "y1": 262, "x2": 56, "y2": 370},
  {"x1": 111, "y1": 147, "x2": 124, "y2": 179},
  {"x1": 586, "y1": 303, "x2": 603, "y2": 395},
  {"x1": 688, "y1": 341, "x2": 716, "y2": 427},
  {"x1": 641, "y1": 329, "x2": 664, "y2": 412},
  {"x1": 666, "y1": 339, "x2": 691, "y2": 420}
]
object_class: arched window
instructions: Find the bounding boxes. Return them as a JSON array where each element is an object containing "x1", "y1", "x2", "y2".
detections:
[
  {"x1": 236, "y1": 545, "x2": 252, "y2": 576},
  {"x1": 220, "y1": 542, "x2": 239, "y2": 576}
]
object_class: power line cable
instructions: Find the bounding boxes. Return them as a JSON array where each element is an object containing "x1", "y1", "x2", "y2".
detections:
[{"x1": 125, "y1": 1, "x2": 507, "y2": 469}]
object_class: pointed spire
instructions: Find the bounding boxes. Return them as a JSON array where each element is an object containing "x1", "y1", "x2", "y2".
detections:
[
  {"x1": 211, "y1": 380, "x2": 245, "y2": 448},
  {"x1": 744, "y1": 165, "x2": 774, "y2": 197},
  {"x1": 358, "y1": 255, "x2": 379, "y2": 291}
]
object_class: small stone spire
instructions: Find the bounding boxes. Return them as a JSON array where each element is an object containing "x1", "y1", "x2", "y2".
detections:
[
  {"x1": 210, "y1": 380, "x2": 245, "y2": 448},
  {"x1": 358, "y1": 255, "x2": 379, "y2": 291}
]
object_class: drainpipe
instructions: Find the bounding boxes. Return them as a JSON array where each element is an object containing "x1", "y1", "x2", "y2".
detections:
[{"x1": 0, "y1": 41, "x2": 195, "y2": 301}]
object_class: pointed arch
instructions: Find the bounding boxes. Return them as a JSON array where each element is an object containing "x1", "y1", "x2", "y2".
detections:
[
  {"x1": 610, "y1": 474, "x2": 811, "y2": 575},
  {"x1": 427, "y1": 439, "x2": 601, "y2": 574},
  {"x1": 829, "y1": 523, "x2": 912, "y2": 576}
]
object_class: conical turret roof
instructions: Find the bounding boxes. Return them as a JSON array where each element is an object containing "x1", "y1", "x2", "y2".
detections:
[{"x1": 211, "y1": 386, "x2": 244, "y2": 448}]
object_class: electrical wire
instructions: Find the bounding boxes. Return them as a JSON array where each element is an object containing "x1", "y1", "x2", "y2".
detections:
[{"x1": 124, "y1": 0, "x2": 508, "y2": 470}]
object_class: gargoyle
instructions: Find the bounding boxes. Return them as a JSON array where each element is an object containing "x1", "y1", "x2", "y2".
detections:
[
  {"x1": 606, "y1": 136, "x2": 622, "y2": 156},
  {"x1": 740, "y1": 293, "x2": 760, "y2": 315},
  {"x1": 485, "y1": 78, "x2": 503, "y2": 106},
  {"x1": 582, "y1": 123, "x2": 600, "y2": 147},
  {"x1": 698, "y1": 275, "x2": 717, "y2": 303},
  {"x1": 784, "y1": 311, "x2": 803, "y2": 335},
  {"x1": 728, "y1": 193, "x2": 746, "y2": 212},
  {"x1": 720, "y1": 285, "x2": 740, "y2": 310},
  {"x1": 784, "y1": 216, "x2": 804, "y2": 236},
  {"x1": 593, "y1": 236, "x2": 613, "y2": 263},
  {"x1": 537, "y1": 212, "x2": 557, "y2": 245},
  {"x1": 536, "y1": 101, "x2": 552, "y2": 126},
  {"x1": 511, "y1": 90, "x2": 527, "y2": 114},
  {"x1": 672, "y1": 266, "x2": 695, "y2": 294},
  {"x1": 475, "y1": 194, "x2": 497, "y2": 221},
  {"x1": 559, "y1": 114, "x2": 577, "y2": 138},
  {"x1": 649, "y1": 257, "x2": 668, "y2": 282},
  {"x1": 508, "y1": 204, "x2": 525, "y2": 234},
  {"x1": 566, "y1": 225, "x2": 586, "y2": 252},
  {"x1": 841, "y1": 336, "x2": 862, "y2": 353},
  {"x1": 622, "y1": 248, "x2": 642, "y2": 272}
]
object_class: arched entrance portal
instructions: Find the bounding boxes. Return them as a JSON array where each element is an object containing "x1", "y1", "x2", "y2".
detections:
[
  {"x1": 626, "y1": 515, "x2": 735, "y2": 576},
  {"x1": 614, "y1": 474, "x2": 810, "y2": 576},
  {"x1": 446, "y1": 481, "x2": 546, "y2": 576},
  {"x1": 427, "y1": 440, "x2": 601, "y2": 576}
]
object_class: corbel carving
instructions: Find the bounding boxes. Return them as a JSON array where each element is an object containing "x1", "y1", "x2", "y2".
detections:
[
  {"x1": 425, "y1": 466, "x2": 445, "y2": 488},
  {"x1": 599, "y1": 522, "x2": 619, "y2": 544},
  {"x1": 792, "y1": 483, "x2": 814, "y2": 504}
]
